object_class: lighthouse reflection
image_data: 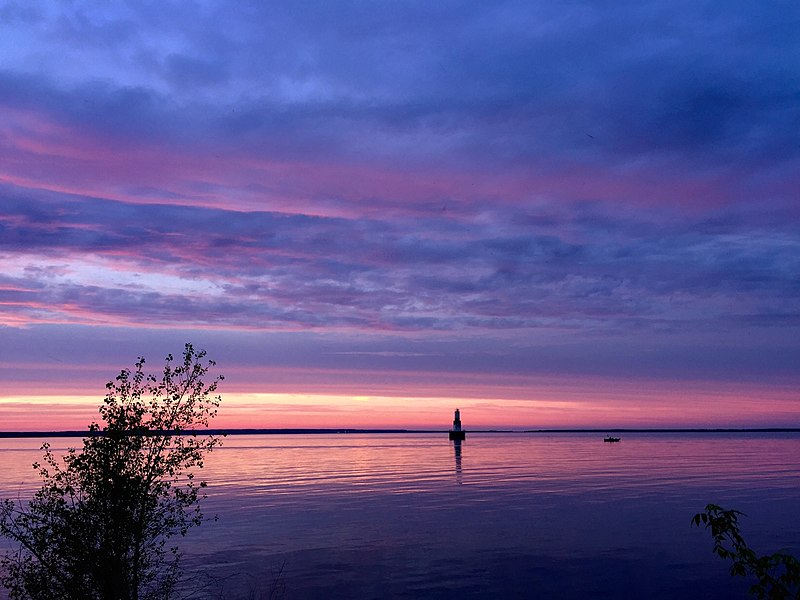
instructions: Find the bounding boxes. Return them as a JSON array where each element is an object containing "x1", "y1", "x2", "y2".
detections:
[{"x1": 452, "y1": 439, "x2": 463, "y2": 484}]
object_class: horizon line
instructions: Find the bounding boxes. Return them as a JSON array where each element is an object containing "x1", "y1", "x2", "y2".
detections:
[{"x1": 1, "y1": 427, "x2": 800, "y2": 438}]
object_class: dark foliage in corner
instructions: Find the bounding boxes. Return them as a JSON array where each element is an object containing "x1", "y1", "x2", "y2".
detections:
[
  {"x1": 0, "y1": 343, "x2": 224, "y2": 600},
  {"x1": 693, "y1": 504, "x2": 800, "y2": 600}
]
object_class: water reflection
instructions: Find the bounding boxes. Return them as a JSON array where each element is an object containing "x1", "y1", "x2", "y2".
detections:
[
  {"x1": 3, "y1": 433, "x2": 800, "y2": 600},
  {"x1": 452, "y1": 439, "x2": 462, "y2": 484}
]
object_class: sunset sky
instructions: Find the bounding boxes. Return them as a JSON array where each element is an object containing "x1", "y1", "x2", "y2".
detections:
[{"x1": 1, "y1": 1, "x2": 798, "y2": 430}]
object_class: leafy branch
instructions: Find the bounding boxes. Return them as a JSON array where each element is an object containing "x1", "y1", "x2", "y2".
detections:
[{"x1": 692, "y1": 504, "x2": 800, "y2": 600}]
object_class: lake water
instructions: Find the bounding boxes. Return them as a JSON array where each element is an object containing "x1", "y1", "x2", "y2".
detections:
[{"x1": 1, "y1": 432, "x2": 799, "y2": 599}]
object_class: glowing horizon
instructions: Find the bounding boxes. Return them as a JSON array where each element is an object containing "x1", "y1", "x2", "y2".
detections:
[{"x1": 2, "y1": 375, "x2": 798, "y2": 432}]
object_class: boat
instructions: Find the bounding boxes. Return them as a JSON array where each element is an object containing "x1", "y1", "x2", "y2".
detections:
[
  {"x1": 604, "y1": 436, "x2": 621, "y2": 443},
  {"x1": 448, "y1": 408, "x2": 466, "y2": 440}
]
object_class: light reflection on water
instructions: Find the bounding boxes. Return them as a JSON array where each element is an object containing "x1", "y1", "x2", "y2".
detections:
[
  {"x1": 1, "y1": 432, "x2": 799, "y2": 599},
  {"x1": 194, "y1": 432, "x2": 800, "y2": 599},
  {"x1": 197, "y1": 432, "x2": 800, "y2": 498}
]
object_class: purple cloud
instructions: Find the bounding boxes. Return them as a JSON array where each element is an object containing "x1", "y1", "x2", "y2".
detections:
[{"x1": 1, "y1": 186, "x2": 797, "y2": 343}]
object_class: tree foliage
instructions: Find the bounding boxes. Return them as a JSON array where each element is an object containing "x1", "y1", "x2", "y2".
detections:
[
  {"x1": 1, "y1": 343, "x2": 224, "y2": 600},
  {"x1": 692, "y1": 504, "x2": 800, "y2": 600}
]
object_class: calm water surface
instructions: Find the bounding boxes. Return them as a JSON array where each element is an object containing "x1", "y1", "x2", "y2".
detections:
[{"x1": 1, "y1": 432, "x2": 799, "y2": 599}]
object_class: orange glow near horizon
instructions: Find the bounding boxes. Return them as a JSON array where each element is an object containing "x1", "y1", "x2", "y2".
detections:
[{"x1": 1, "y1": 377, "x2": 798, "y2": 432}]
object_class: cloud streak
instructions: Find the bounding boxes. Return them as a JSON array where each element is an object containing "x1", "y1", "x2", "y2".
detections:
[{"x1": 2, "y1": 186, "x2": 798, "y2": 336}]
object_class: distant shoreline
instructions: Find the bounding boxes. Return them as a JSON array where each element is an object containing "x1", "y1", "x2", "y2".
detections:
[{"x1": 1, "y1": 427, "x2": 799, "y2": 438}]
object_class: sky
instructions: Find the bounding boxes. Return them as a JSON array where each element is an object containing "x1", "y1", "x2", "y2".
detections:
[{"x1": 1, "y1": 0, "x2": 799, "y2": 430}]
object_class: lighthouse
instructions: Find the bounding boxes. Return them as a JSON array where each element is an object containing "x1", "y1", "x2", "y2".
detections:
[{"x1": 448, "y1": 408, "x2": 466, "y2": 440}]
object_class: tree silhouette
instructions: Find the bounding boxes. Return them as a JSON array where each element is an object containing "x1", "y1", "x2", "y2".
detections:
[{"x1": 1, "y1": 344, "x2": 224, "y2": 600}]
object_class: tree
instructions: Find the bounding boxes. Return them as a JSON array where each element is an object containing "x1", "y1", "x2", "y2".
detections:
[
  {"x1": 692, "y1": 504, "x2": 800, "y2": 600},
  {"x1": 1, "y1": 343, "x2": 224, "y2": 600}
]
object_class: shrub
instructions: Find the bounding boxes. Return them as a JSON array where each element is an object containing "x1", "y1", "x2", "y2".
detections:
[{"x1": 1, "y1": 343, "x2": 224, "y2": 600}]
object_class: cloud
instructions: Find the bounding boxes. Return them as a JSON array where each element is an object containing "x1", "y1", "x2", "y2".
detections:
[
  {"x1": 1, "y1": 0, "x2": 798, "y2": 189},
  {"x1": 0, "y1": 0, "x2": 798, "y2": 414},
  {"x1": 1, "y1": 185, "x2": 798, "y2": 345}
]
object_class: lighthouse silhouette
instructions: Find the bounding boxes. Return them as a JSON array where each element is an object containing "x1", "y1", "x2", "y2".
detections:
[{"x1": 448, "y1": 408, "x2": 466, "y2": 440}]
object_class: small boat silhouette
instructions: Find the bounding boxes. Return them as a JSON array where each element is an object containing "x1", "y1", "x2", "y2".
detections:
[{"x1": 603, "y1": 435, "x2": 621, "y2": 443}]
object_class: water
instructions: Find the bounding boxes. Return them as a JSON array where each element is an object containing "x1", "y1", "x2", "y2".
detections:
[{"x1": 1, "y1": 432, "x2": 799, "y2": 599}]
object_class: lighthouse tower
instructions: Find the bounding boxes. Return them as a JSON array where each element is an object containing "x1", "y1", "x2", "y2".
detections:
[{"x1": 448, "y1": 408, "x2": 466, "y2": 440}]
